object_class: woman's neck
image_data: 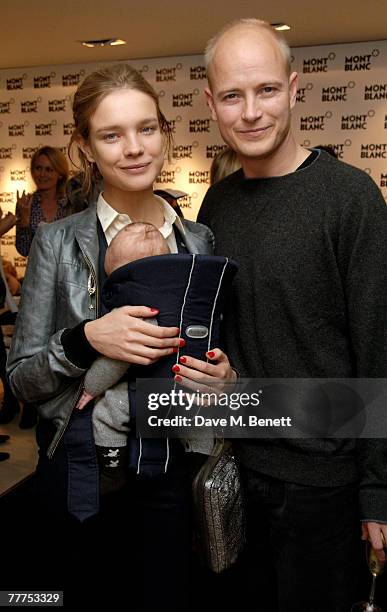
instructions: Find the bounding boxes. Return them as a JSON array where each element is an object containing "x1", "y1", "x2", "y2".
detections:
[
  {"x1": 102, "y1": 186, "x2": 164, "y2": 227},
  {"x1": 38, "y1": 186, "x2": 58, "y2": 202}
]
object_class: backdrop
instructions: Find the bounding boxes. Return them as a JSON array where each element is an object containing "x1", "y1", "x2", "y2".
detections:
[{"x1": 0, "y1": 39, "x2": 386, "y2": 275}]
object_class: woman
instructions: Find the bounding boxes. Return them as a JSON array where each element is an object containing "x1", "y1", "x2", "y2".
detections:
[
  {"x1": 15, "y1": 146, "x2": 69, "y2": 257},
  {"x1": 7, "y1": 64, "x2": 235, "y2": 610}
]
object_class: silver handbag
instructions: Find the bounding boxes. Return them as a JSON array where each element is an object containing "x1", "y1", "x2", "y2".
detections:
[{"x1": 192, "y1": 439, "x2": 245, "y2": 573}]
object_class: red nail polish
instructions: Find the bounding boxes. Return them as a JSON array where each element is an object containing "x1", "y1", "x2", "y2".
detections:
[
  {"x1": 150, "y1": 308, "x2": 159, "y2": 313},
  {"x1": 179, "y1": 356, "x2": 187, "y2": 363},
  {"x1": 179, "y1": 338, "x2": 186, "y2": 347},
  {"x1": 172, "y1": 365, "x2": 180, "y2": 373},
  {"x1": 207, "y1": 351, "x2": 215, "y2": 358},
  {"x1": 175, "y1": 375, "x2": 182, "y2": 383},
  {"x1": 172, "y1": 347, "x2": 179, "y2": 354}
]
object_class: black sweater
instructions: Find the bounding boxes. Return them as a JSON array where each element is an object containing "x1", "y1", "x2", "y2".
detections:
[{"x1": 198, "y1": 150, "x2": 387, "y2": 521}]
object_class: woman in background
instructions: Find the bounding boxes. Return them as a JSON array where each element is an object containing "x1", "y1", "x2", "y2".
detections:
[{"x1": 15, "y1": 146, "x2": 69, "y2": 257}]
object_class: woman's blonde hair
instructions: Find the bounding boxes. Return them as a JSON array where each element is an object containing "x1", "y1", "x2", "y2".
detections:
[
  {"x1": 210, "y1": 147, "x2": 241, "y2": 185},
  {"x1": 30, "y1": 146, "x2": 69, "y2": 198},
  {"x1": 69, "y1": 63, "x2": 173, "y2": 195}
]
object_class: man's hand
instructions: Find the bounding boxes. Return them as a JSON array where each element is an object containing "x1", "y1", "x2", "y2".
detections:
[{"x1": 362, "y1": 522, "x2": 387, "y2": 564}]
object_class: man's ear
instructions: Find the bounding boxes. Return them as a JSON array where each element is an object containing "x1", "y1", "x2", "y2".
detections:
[
  {"x1": 288, "y1": 71, "x2": 298, "y2": 110},
  {"x1": 205, "y1": 87, "x2": 218, "y2": 121},
  {"x1": 76, "y1": 137, "x2": 95, "y2": 163}
]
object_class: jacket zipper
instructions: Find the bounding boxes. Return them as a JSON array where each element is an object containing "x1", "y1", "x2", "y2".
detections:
[{"x1": 48, "y1": 251, "x2": 99, "y2": 458}]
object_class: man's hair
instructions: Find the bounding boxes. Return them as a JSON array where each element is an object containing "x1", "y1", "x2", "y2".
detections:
[{"x1": 205, "y1": 18, "x2": 292, "y2": 84}]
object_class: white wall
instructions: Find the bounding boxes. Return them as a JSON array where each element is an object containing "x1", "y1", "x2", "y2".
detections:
[{"x1": 0, "y1": 39, "x2": 386, "y2": 275}]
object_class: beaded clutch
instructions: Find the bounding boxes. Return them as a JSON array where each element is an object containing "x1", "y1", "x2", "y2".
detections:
[{"x1": 192, "y1": 439, "x2": 245, "y2": 573}]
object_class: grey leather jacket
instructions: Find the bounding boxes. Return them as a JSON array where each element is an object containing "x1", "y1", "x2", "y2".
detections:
[{"x1": 7, "y1": 204, "x2": 215, "y2": 457}]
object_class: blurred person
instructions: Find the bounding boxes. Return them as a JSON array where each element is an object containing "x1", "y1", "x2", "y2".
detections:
[
  {"x1": 15, "y1": 146, "x2": 69, "y2": 257},
  {"x1": 0, "y1": 208, "x2": 19, "y2": 425},
  {"x1": 209, "y1": 146, "x2": 241, "y2": 185}
]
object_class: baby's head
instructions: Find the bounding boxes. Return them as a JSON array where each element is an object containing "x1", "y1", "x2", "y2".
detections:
[{"x1": 105, "y1": 222, "x2": 170, "y2": 275}]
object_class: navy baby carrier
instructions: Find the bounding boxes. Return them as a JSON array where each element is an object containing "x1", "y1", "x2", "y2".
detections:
[{"x1": 102, "y1": 253, "x2": 238, "y2": 475}]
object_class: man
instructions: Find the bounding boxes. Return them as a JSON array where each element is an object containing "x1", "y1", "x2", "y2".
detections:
[{"x1": 198, "y1": 18, "x2": 387, "y2": 611}]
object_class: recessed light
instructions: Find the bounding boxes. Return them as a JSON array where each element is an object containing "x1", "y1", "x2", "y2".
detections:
[
  {"x1": 80, "y1": 38, "x2": 126, "y2": 48},
  {"x1": 271, "y1": 23, "x2": 291, "y2": 31}
]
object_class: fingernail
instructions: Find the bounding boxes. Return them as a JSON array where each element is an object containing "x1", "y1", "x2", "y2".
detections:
[
  {"x1": 179, "y1": 356, "x2": 187, "y2": 364},
  {"x1": 175, "y1": 375, "x2": 182, "y2": 382},
  {"x1": 172, "y1": 365, "x2": 180, "y2": 373},
  {"x1": 150, "y1": 308, "x2": 159, "y2": 313},
  {"x1": 172, "y1": 347, "x2": 179, "y2": 354},
  {"x1": 179, "y1": 338, "x2": 186, "y2": 347},
  {"x1": 207, "y1": 351, "x2": 215, "y2": 358}
]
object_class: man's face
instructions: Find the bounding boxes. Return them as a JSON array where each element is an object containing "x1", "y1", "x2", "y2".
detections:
[{"x1": 206, "y1": 27, "x2": 298, "y2": 171}]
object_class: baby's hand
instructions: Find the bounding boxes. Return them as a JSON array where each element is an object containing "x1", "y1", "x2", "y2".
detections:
[{"x1": 76, "y1": 390, "x2": 95, "y2": 410}]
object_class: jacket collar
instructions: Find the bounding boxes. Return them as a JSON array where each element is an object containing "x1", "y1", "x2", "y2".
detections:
[{"x1": 74, "y1": 204, "x2": 100, "y2": 268}]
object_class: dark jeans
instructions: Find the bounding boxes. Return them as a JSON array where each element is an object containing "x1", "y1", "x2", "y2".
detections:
[
  {"x1": 239, "y1": 466, "x2": 362, "y2": 612},
  {"x1": 35, "y1": 419, "x2": 196, "y2": 611}
]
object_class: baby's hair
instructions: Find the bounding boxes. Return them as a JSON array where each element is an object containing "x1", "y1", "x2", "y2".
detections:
[{"x1": 105, "y1": 222, "x2": 170, "y2": 275}]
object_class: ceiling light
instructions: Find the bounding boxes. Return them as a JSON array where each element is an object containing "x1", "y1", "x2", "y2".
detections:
[
  {"x1": 81, "y1": 38, "x2": 126, "y2": 48},
  {"x1": 271, "y1": 23, "x2": 291, "y2": 31}
]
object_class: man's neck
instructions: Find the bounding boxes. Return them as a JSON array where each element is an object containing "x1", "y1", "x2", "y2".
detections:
[{"x1": 241, "y1": 134, "x2": 310, "y2": 179}]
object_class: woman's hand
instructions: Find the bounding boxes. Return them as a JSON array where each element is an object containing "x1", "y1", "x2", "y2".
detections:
[
  {"x1": 0, "y1": 211, "x2": 17, "y2": 237},
  {"x1": 84, "y1": 305, "x2": 182, "y2": 365},
  {"x1": 16, "y1": 190, "x2": 33, "y2": 227},
  {"x1": 171, "y1": 348, "x2": 237, "y2": 392}
]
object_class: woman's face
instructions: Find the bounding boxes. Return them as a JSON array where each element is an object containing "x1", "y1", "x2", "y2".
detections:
[
  {"x1": 31, "y1": 154, "x2": 61, "y2": 192},
  {"x1": 82, "y1": 88, "x2": 165, "y2": 195}
]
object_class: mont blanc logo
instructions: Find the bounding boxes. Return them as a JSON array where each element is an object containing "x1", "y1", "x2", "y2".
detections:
[
  {"x1": 189, "y1": 118, "x2": 210, "y2": 133},
  {"x1": 0, "y1": 192, "x2": 14, "y2": 204},
  {"x1": 189, "y1": 170, "x2": 210, "y2": 184},
  {"x1": 380, "y1": 172, "x2": 387, "y2": 187},
  {"x1": 345, "y1": 50, "x2": 379, "y2": 71},
  {"x1": 190, "y1": 65, "x2": 206, "y2": 80},
  {"x1": 35, "y1": 120, "x2": 57, "y2": 136},
  {"x1": 63, "y1": 122, "x2": 75, "y2": 135},
  {"x1": 10, "y1": 169, "x2": 27, "y2": 182},
  {"x1": 13, "y1": 256, "x2": 27, "y2": 270},
  {"x1": 173, "y1": 144, "x2": 193, "y2": 159},
  {"x1": 156, "y1": 64, "x2": 181, "y2": 82},
  {"x1": 361, "y1": 143, "x2": 386, "y2": 159},
  {"x1": 9, "y1": 122, "x2": 27, "y2": 136},
  {"x1": 172, "y1": 90, "x2": 199, "y2": 107},
  {"x1": 0, "y1": 147, "x2": 13, "y2": 159},
  {"x1": 300, "y1": 112, "x2": 332, "y2": 131},
  {"x1": 62, "y1": 70, "x2": 85, "y2": 87},
  {"x1": 156, "y1": 170, "x2": 176, "y2": 184},
  {"x1": 23, "y1": 146, "x2": 39, "y2": 159},
  {"x1": 206, "y1": 144, "x2": 228, "y2": 158},
  {"x1": 321, "y1": 82, "x2": 355, "y2": 102},
  {"x1": 303, "y1": 53, "x2": 335, "y2": 73},
  {"x1": 297, "y1": 83, "x2": 313, "y2": 103},
  {"x1": 178, "y1": 193, "x2": 196, "y2": 209},
  {"x1": 341, "y1": 110, "x2": 375, "y2": 130},
  {"x1": 364, "y1": 83, "x2": 387, "y2": 100},
  {"x1": 0, "y1": 234, "x2": 15, "y2": 247},
  {"x1": 48, "y1": 98, "x2": 67, "y2": 112},
  {"x1": 6, "y1": 74, "x2": 27, "y2": 90},
  {"x1": 0, "y1": 99, "x2": 15, "y2": 114},
  {"x1": 21, "y1": 98, "x2": 41, "y2": 113},
  {"x1": 167, "y1": 116, "x2": 182, "y2": 133},
  {"x1": 34, "y1": 72, "x2": 55, "y2": 88},
  {"x1": 319, "y1": 140, "x2": 351, "y2": 159}
]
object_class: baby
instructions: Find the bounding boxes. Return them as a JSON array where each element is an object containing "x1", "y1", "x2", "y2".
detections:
[{"x1": 77, "y1": 222, "x2": 169, "y2": 493}]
